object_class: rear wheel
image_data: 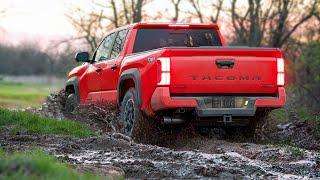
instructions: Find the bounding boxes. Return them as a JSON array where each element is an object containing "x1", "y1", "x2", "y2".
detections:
[
  {"x1": 120, "y1": 88, "x2": 158, "y2": 142},
  {"x1": 246, "y1": 110, "x2": 270, "y2": 140},
  {"x1": 65, "y1": 93, "x2": 78, "y2": 112}
]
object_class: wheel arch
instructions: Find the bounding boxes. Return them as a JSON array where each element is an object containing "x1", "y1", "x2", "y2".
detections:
[
  {"x1": 65, "y1": 76, "x2": 80, "y2": 103},
  {"x1": 118, "y1": 68, "x2": 142, "y2": 106}
]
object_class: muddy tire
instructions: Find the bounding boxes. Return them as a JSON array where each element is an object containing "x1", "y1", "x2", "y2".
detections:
[
  {"x1": 120, "y1": 88, "x2": 158, "y2": 142},
  {"x1": 246, "y1": 110, "x2": 270, "y2": 140},
  {"x1": 65, "y1": 93, "x2": 78, "y2": 113}
]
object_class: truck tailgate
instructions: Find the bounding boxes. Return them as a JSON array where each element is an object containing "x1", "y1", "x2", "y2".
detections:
[{"x1": 169, "y1": 48, "x2": 280, "y2": 95}]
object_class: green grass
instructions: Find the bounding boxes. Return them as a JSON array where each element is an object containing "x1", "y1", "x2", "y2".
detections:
[
  {"x1": 0, "y1": 149, "x2": 106, "y2": 180},
  {"x1": 0, "y1": 108, "x2": 92, "y2": 138},
  {"x1": 0, "y1": 81, "x2": 62, "y2": 108},
  {"x1": 270, "y1": 109, "x2": 290, "y2": 123},
  {"x1": 271, "y1": 107, "x2": 320, "y2": 139},
  {"x1": 296, "y1": 107, "x2": 320, "y2": 122},
  {"x1": 271, "y1": 107, "x2": 319, "y2": 123},
  {"x1": 274, "y1": 143, "x2": 305, "y2": 158}
]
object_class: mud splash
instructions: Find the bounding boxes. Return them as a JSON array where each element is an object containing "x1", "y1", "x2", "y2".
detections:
[
  {"x1": 12, "y1": 90, "x2": 320, "y2": 179},
  {"x1": 1, "y1": 130, "x2": 319, "y2": 179}
]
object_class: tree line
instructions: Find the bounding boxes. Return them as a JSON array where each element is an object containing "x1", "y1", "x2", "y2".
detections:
[
  {"x1": 0, "y1": 0, "x2": 319, "y2": 109},
  {"x1": 67, "y1": 0, "x2": 319, "y2": 50},
  {"x1": 0, "y1": 43, "x2": 76, "y2": 77},
  {"x1": 60, "y1": 0, "x2": 320, "y2": 109}
]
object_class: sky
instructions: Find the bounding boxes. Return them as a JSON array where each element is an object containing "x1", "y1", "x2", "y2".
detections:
[
  {"x1": 0, "y1": 0, "x2": 75, "y2": 36},
  {"x1": 0, "y1": 0, "x2": 176, "y2": 37},
  {"x1": 0, "y1": 0, "x2": 229, "y2": 46}
]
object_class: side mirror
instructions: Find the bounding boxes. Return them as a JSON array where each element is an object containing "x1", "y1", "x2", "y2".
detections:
[{"x1": 75, "y1": 52, "x2": 90, "y2": 62}]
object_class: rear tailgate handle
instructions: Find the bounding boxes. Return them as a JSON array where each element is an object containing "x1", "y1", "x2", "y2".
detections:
[{"x1": 215, "y1": 60, "x2": 235, "y2": 69}]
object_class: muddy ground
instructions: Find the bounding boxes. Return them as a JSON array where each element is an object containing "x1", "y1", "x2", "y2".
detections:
[{"x1": 1, "y1": 91, "x2": 320, "y2": 179}]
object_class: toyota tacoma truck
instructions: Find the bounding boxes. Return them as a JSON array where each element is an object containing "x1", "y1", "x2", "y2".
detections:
[{"x1": 65, "y1": 23, "x2": 286, "y2": 137}]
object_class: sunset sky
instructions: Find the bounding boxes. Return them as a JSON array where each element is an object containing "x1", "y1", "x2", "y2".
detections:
[
  {"x1": 0, "y1": 0, "x2": 185, "y2": 37},
  {"x1": 1, "y1": 0, "x2": 83, "y2": 36},
  {"x1": 0, "y1": 0, "x2": 240, "y2": 46}
]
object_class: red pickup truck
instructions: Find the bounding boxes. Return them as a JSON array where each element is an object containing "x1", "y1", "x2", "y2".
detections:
[{"x1": 65, "y1": 23, "x2": 286, "y2": 137}]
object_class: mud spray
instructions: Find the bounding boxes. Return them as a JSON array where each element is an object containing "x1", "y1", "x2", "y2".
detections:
[{"x1": 9, "y1": 90, "x2": 319, "y2": 179}]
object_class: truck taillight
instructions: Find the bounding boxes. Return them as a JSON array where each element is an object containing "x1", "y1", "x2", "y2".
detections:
[
  {"x1": 158, "y1": 57, "x2": 170, "y2": 85},
  {"x1": 277, "y1": 58, "x2": 285, "y2": 86}
]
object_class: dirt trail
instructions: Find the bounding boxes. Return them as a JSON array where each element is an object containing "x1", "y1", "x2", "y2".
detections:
[
  {"x1": 62, "y1": 135, "x2": 320, "y2": 179},
  {"x1": 1, "y1": 130, "x2": 319, "y2": 179},
  {"x1": 6, "y1": 91, "x2": 318, "y2": 179}
]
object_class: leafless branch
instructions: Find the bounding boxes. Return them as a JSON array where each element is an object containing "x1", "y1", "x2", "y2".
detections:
[
  {"x1": 189, "y1": 0, "x2": 203, "y2": 23},
  {"x1": 171, "y1": 0, "x2": 182, "y2": 21}
]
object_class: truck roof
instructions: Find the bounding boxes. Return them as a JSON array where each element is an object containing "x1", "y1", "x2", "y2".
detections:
[
  {"x1": 109, "y1": 22, "x2": 220, "y2": 34},
  {"x1": 131, "y1": 22, "x2": 219, "y2": 29}
]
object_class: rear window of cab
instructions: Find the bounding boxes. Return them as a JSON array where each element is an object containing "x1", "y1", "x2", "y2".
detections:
[{"x1": 133, "y1": 28, "x2": 222, "y2": 53}]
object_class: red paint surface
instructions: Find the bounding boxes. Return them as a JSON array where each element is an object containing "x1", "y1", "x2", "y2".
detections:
[{"x1": 67, "y1": 23, "x2": 286, "y2": 115}]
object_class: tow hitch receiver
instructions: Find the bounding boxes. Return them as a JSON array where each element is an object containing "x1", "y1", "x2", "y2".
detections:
[{"x1": 222, "y1": 115, "x2": 232, "y2": 125}]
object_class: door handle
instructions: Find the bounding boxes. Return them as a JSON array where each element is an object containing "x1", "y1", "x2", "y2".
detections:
[
  {"x1": 111, "y1": 64, "x2": 118, "y2": 70},
  {"x1": 95, "y1": 68, "x2": 102, "y2": 72}
]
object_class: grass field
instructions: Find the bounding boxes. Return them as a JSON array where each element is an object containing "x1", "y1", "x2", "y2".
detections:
[
  {"x1": 0, "y1": 108, "x2": 92, "y2": 138},
  {"x1": 0, "y1": 80, "x2": 62, "y2": 108},
  {"x1": 0, "y1": 150, "x2": 105, "y2": 180}
]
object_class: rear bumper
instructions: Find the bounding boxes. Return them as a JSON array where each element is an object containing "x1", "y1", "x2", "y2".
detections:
[
  {"x1": 150, "y1": 87, "x2": 198, "y2": 111},
  {"x1": 150, "y1": 87, "x2": 286, "y2": 115}
]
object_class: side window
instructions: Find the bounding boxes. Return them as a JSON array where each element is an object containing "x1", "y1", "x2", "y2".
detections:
[
  {"x1": 94, "y1": 33, "x2": 116, "y2": 62},
  {"x1": 110, "y1": 29, "x2": 128, "y2": 59}
]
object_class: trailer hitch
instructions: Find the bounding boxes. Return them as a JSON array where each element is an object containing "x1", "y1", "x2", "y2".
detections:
[{"x1": 222, "y1": 115, "x2": 232, "y2": 125}]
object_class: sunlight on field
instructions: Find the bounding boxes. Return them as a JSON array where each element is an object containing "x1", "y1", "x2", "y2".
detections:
[{"x1": 0, "y1": 81, "x2": 63, "y2": 108}]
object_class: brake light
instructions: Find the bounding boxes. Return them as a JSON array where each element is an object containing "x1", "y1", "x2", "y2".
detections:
[
  {"x1": 277, "y1": 58, "x2": 284, "y2": 72},
  {"x1": 157, "y1": 57, "x2": 170, "y2": 85},
  {"x1": 277, "y1": 58, "x2": 285, "y2": 86},
  {"x1": 168, "y1": 24, "x2": 190, "y2": 28}
]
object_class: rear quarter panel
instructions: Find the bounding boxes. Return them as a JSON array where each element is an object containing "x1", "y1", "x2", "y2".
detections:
[{"x1": 120, "y1": 49, "x2": 165, "y2": 111}]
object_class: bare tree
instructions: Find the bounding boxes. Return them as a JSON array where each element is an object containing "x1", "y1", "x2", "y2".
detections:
[
  {"x1": 132, "y1": 0, "x2": 144, "y2": 22},
  {"x1": 231, "y1": 0, "x2": 274, "y2": 46},
  {"x1": 67, "y1": 0, "x2": 151, "y2": 51},
  {"x1": 110, "y1": 0, "x2": 119, "y2": 27},
  {"x1": 210, "y1": 0, "x2": 224, "y2": 23},
  {"x1": 93, "y1": 0, "x2": 149, "y2": 26},
  {"x1": 116, "y1": 0, "x2": 149, "y2": 24},
  {"x1": 230, "y1": 0, "x2": 319, "y2": 47},
  {"x1": 171, "y1": 0, "x2": 182, "y2": 22},
  {"x1": 66, "y1": 7, "x2": 106, "y2": 52},
  {"x1": 188, "y1": 0, "x2": 204, "y2": 23},
  {"x1": 92, "y1": 0, "x2": 119, "y2": 27},
  {"x1": 187, "y1": 0, "x2": 224, "y2": 23},
  {"x1": 269, "y1": 0, "x2": 319, "y2": 47}
]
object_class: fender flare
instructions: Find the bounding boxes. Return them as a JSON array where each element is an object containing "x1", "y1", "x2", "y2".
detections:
[
  {"x1": 118, "y1": 68, "x2": 142, "y2": 106},
  {"x1": 65, "y1": 76, "x2": 80, "y2": 103}
]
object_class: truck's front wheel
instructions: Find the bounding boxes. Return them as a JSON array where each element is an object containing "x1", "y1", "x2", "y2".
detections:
[
  {"x1": 120, "y1": 88, "x2": 157, "y2": 142},
  {"x1": 65, "y1": 93, "x2": 78, "y2": 112}
]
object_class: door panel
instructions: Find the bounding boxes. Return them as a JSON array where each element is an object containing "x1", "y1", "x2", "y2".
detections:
[
  {"x1": 84, "y1": 64, "x2": 102, "y2": 103},
  {"x1": 100, "y1": 29, "x2": 128, "y2": 103},
  {"x1": 100, "y1": 60, "x2": 119, "y2": 103},
  {"x1": 83, "y1": 33, "x2": 117, "y2": 103}
]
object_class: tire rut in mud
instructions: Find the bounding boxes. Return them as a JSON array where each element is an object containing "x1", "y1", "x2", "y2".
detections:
[
  {"x1": 52, "y1": 135, "x2": 320, "y2": 179},
  {"x1": 16, "y1": 90, "x2": 320, "y2": 179}
]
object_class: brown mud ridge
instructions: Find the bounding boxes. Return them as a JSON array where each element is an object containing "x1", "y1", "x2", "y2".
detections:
[
  {"x1": 6, "y1": 90, "x2": 319, "y2": 179},
  {"x1": 1, "y1": 130, "x2": 319, "y2": 179}
]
